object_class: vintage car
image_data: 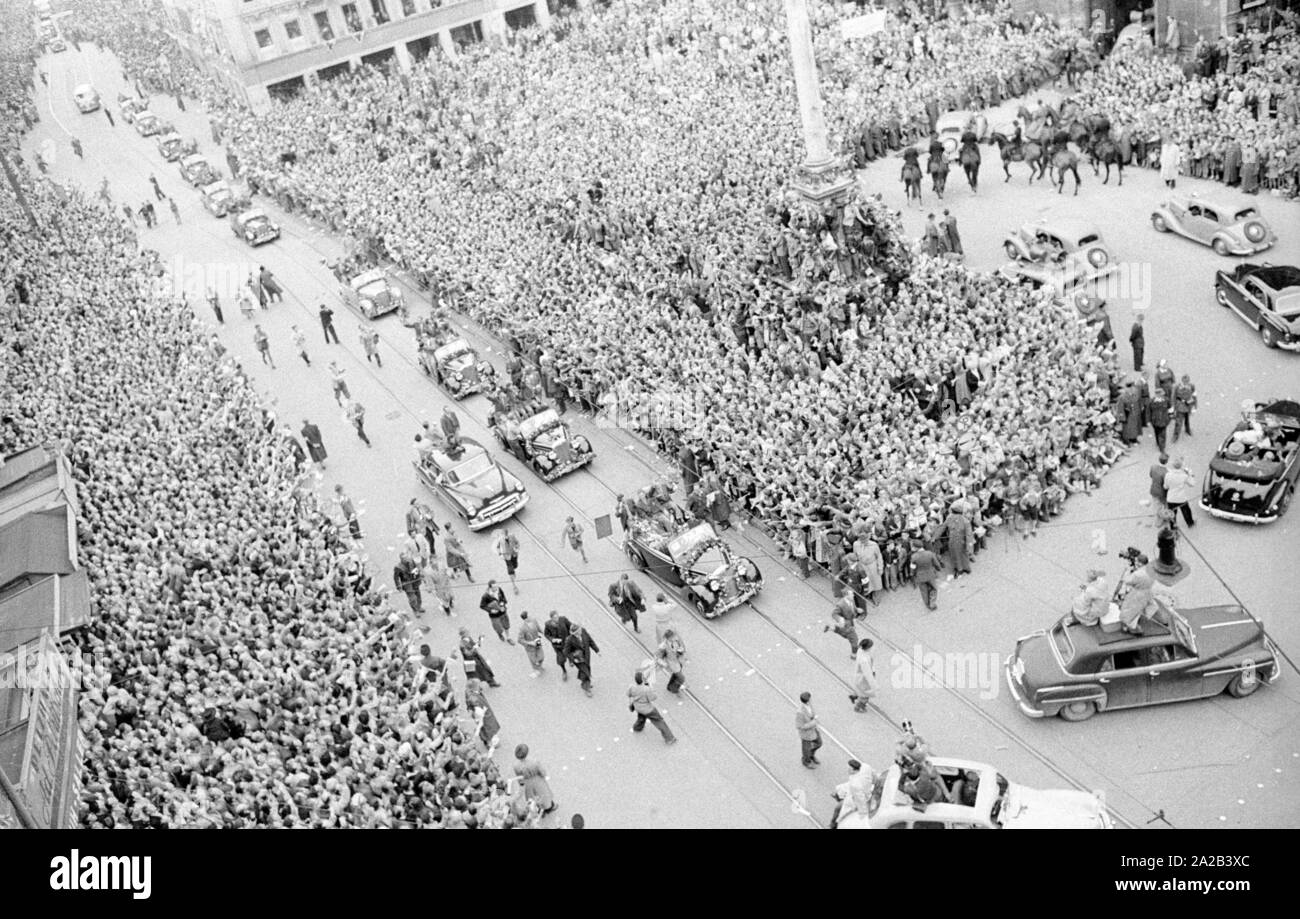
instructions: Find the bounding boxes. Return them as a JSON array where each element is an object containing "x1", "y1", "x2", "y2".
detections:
[
  {"x1": 200, "y1": 180, "x2": 248, "y2": 218},
  {"x1": 835, "y1": 756, "x2": 1112, "y2": 829},
  {"x1": 491, "y1": 407, "x2": 594, "y2": 482},
  {"x1": 1005, "y1": 604, "x2": 1280, "y2": 722},
  {"x1": 230, "y1": 207, "x2": 281, "y2": 246},
  {"x1": 133, "y1": 111, "x2": 168, "y2": 137},
  {"x1": 178, "y1": 153, "x2": 217, "y2": 187},
  {"x1": 340, "y1": 267, "x2": 404, "y2": 319},
  {"x1": 424, "y1": 338, "x2": 496, "y2": 399},
  {"x1": 1213, "y1": 263, "x2": 1300, "y2": 351},
  {"x1": 998, "y1": 218, "x2": 1115, "y2": 291},
  {"x1": 624, "y1": 515, "x2": 762, "y2": 618},
  {"x1": 72, "y1": 84, "x2": 100, "y2": 113},
  {"x1": 934, "y1": 110, "x2": 988, "y2": 154},
  {"x1": 47, "y1": 36, "x2": 67, "y2": 53},
  {"x1": 1151, "y1": 193, "x2": 1276, "y2": 256},
  {"x1": 156, "y1": 132, "x2": 198, "y2": 163},
  {"x1": 1200, "y1": 399, "x2": 1300, "y2": 524},
  {"x1": 412, "y1": 437, "x2": 528, "y2": 532},
  {"x1": 118, "y1": 95, "x2": 148, "y2": 124}
]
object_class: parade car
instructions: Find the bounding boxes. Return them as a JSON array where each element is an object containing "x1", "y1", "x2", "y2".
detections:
[
  {"x1": 998, "y1": 218, "x2": 1115, "y2": 291},
  {"x1": 412, "y1": 437, "x2": 528, "y2": 531},
  {"x1": 1200, "y1": 399, "x2": 1300, "y2": 524},
  {"x1": 72, "y1": 84, "x2": 100, "y2": 113},
  {"x1": 133, "y1": 111, "x2": 167, "y2": 137},
  {"x1": 835, "y1": 756, "x2": 1112, "y2": 829},
  {"x1": 491, "y1": 407, "x2": 594, "y2": 482},
  {"x1": 1213, "y1": 263, "x2": 1300, "y2": 351},
  {"x1": 1151, "y1": 193, "x2": 1276, "y2": 256},
  {"x1": 156, "y1": 132, "x2": 198, "y2": 163},
  {"x1": 230, "y1": 208, "x2": 280, "y2": 247},
  {"x1": 1004, "y1": 604, "x2": 1280, "y2": 722},
  {"x1": 933, "y1": 110, "x2": 988, "y2": 154},
  {"x1": 200, "y1": 180, "x2": 248, "y2": 218},
  {"x1": 424, "y1": 338, "x2": 496, "y2": 399},
  {"x1": 624, "y1": 517, "x2": 762, "y2": 618},
  {"x1": 118, "y1": 95, "x2": 147, "y2": 124},
  {"x1": 178, "y1": 153, "x2": 217, "y2": 187},
  {"x1": 47, "y1": 36, "x2": 66, "y2": 53},
  {"x1": 339, "y1": 267, "x2": 404, "y2": 319}
]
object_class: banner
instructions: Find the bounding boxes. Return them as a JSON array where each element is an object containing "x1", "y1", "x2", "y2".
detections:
[{"x1": 840, "y1": 11, "x2": 887, "y2": 40}]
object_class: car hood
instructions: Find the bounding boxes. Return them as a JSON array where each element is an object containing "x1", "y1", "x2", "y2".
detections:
[
  {"x1": 1001, "y1": 784, "x2": 1109, "y2": 829},
  {"x1": 357, "y1": 280, "x2": 390, "y2": 299},
  {"x1": 449, "y1": 466, "x2": 520, "y2": 503},
  {"x1": 531, "y1": 425, "x2": 572, "y2": 451}
]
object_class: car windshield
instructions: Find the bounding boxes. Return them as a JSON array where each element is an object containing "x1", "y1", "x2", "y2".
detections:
[
  {"x1": 446, "y1": 451, "x2": 494, "y2": 483},
  {"x1": 1274, "y1": 291, "x2": 1300, "y2": 319},
  {"x1": 1050, "y1": 622, "x2": 1075, "y2": 666},
  {"x1": 1077, "y1": 233, "x2": 1099, "y2": 247},
  {"x1": 358, "y1": 280, "x2": 388, "y2": 298}
]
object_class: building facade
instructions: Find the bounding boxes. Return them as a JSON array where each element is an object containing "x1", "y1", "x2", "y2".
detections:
[
  {"x1": 1011, "y1": 0, "x2": 1290, "y2": 43},
  {"x1": 160, "y1": 0, "x2": 582, "y2": 109}
]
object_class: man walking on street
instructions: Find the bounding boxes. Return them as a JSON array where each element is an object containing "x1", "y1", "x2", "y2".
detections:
[
  {"x1": 493, "y1": 527, "x2": 521, "y2": 593},
  {"x1": 564, "y1": 622, "x2": 599, "y2": 696},
  {"x1": 1129, "y1": 313, "x2": 1145, "y2": 371},
  {"x1": 329, "y1": 361, "x2": 350, "y2": 405},
  {"x1": 440, "y1": 405, "x2": 461, "y2": 442},
  {"x1": 253, "y1": 325, "x2": 274, "y2": 367},
  {"x1": 518, "y1": 611, "x2": 546, "y2": 676},
  {"x1": 1173, "y1": 374, "x2": 1197, "y2": 440},
  {"x1": 104, "y1": 107, "x2": 114, "y2": 127},
  {"x1": 608, "y1": 573, "x2": 645, "y2": 632},
  {"x1": 319, "y1": 303, "x2": 340, "y2": 344},
  {"x1": 544, "y1": 611, "x2": 572, "y2": 680},
  {"x1": 168, "y1": 197, "x2": 181, "y2": 224},
  {"x1": 628, "y1": 671, "x2": 677, "y2": 744},
  {"x1": 301, "y1": 419, "x2": 327, "y2": 469},
  {"x1": 334, "y1": 484, "x2": 362, "y2": 539},
  {"x1": 207, "y1": 288, "x2": 223, "y2": 324},
  {"x1": 561, "y1": 516, "x2": 588, "y2": 563},
  {"x1": 360, "y1": 325, "x2": 382, "y2": 366},
  {"x1": 1163, "y1": 457, "x2": 1197, "y2": 527},
  {"x1": 910, "y1": 542, "x2": 942, "y2": 610},
  {"x1": 291, "y1": 324, "x2": 310, "y2": 365},
  {"x1": 345, "y1": 399, "x2": 371, "y2": 447},
  {"x1": 259, "y1": 266, "x2": 284, "y2": 302},
  {"x1": 480, "y1": 580, "x2": 515, "y2": 643},
  {"x1": 393, "y1": 554, "x2": 423, "y2": 613},
  {"x1": 1149, "y1": 387, "x2": 1172, "y2": 453},
  {"x1": 1149, "y1": 452, "x2": 1169, "y2": 520},
  {"x1": 796, "y1": 691, "x2": 823, "y2": 768},
  {"x1": 149, "y1": 174, "x2": 164, "y2": 200}
]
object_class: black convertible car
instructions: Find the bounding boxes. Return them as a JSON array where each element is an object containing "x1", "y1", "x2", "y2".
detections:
[
  {"x1": 624, "y1": 517, "x2": 762, "y2": 618},
  {"x1": 1213, "y1": 263, "x2": 1300, "y2": 351},
  {"x1": 491, "y1": 407, "x2": 594, "y2": 482},
  {"x1": 1200, "y1": 399, "x2": 1300, "y2": 524}
]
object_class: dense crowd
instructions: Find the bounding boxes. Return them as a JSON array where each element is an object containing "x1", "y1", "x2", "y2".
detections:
[
  {"x1": 0, "y1": 171, "x2": 533, "y2": 828},
  {"x1": 1071, "y1": 23, "x2": 1300, "y2": 196}
]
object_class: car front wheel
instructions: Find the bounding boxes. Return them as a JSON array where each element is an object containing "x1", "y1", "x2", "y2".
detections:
[
  {"x1": 1212, "y1": 238, "x2": 1230, "y2": 256},
  {"x1": 627, "y1": 548, "x2": 647, "y2": 570},
  {"x1": 1151, "y1": 214, "x2": 1168, "y2": 232},
  {"x1": 1227, "y1": 672, "x2": 1261, "y2": 699},
  {"x1": 1003, "y1": 242, "x2": 1020, "y2": 260},
  {"x1": 1260, "y1": 324, "x2": 1278, "y2": 349},
  {"x1": 1215, "y1": 286, "x2": 1229, "y2": 307},
  {"x1": 1058, "y1": 700, "x2": 1097, "y2": 722}
]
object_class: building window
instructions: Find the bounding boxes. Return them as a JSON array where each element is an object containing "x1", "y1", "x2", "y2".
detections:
[
  {"x1": 450, "y1": 20, "x2": 482, "y2": 47},
  {"x1": 370, "y1": 0, "x2": 389, "y2": 25},
  {"x1": 254, "y1": 28, "x2": 273, "y2": 49},
  {"x1": 400, "y1": 0, "x2": 415, "y2": 15},
  {"x1": 505, "y1": 5, "x2": 537, "y2": 30},
  {"x1": 341, "y1": 3, "x2": 363, "y2": 32},
  {"x1": 314, "y1": 11, "x2": 334, "y2": 41},
  {"x1": 284, "y1": 18, "x2": 302, "y2": 40}
]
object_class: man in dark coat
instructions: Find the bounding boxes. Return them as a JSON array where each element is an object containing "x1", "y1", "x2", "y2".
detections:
[
  {"x1": 259, "y1": 266, "x2": 284, "y2": 302},
  {"x1": 1148, "y1": 388, "x2": 1172, "y2": 453},
  {"x1": 300, "y1": 419, "x2": 327, "y2": 467},
  {"x1": 910, "y1": 543, "x2": 942, "y2": 611},
  {"x1": 607, "y1": 573, "x2": 645, "y2": 632},
  {"x1": 563, "y1": 622, "x2": 600, "y2": 697},
  {"x1": 1149, "y1": 452, "x2": 1169, "y2": 511},
  {"x1": 543, "y1": 611, "x2": 572, "y2": 680},
  {"x1": 1129, "y1": 313, "x2": 1145, "y2": 371},
  {"x1": 479, "y1": 580, "x2": 514, "y2": 643},
  {"x1": 679, "y1": 445, "x2": 700, "y2": 494},
  {"x1": 393, "y1": 555, "x2": 423, "y2": 613}
]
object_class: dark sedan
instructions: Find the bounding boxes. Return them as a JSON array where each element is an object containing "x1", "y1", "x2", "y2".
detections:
[{"x1": 1214, "y1": 263, "x2": 1300, "y2": 351}]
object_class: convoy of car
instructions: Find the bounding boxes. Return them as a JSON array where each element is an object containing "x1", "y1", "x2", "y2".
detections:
[
  {"x1": 1200, "y1": 399, "x2": 1300, "y2": 524},
  {"x1": 339, "y1": 268, "x2": 404, "y2": 319},
  {"x1": 1151, "y1": 192, "x2": 1276, "y2": 256},
  {"x1": 412, "y1": 437, "x2": 529, "y2": 531}
]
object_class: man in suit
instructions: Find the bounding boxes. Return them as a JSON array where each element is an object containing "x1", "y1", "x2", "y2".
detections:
[
  {"x1": 393, "y1": 554, "x2": 423, "y2": 613},
  {"x1": 910, "y1": 542, "x2": 942, "y2": 611},
  {"x1": 479, "y1": 580, "x2": 514, "y2": 643},
  {"x1": 796, "y1": 691, "x2": 823, "y2": 768},
  {"x1": 1129, "y1": 313, "x2": 1145, "y2": 371},
  {"x1": 563, "y1": 622, "x2": 600, "y2": 697},
  {"x1": 1173, "y1": 374, "x2": 1197, "y2": 440},
  {"x1": 607, "y1": 573, "x2": 645, "y2": 632},
  {"x1": 1149, "y1": 452, "x2": 1170, "y2": 518},
  {"x1": 543, "y1": 611, "x2": 572, "y2": 680}
]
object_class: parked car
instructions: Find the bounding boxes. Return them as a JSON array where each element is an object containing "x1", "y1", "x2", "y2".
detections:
[
  {"x1": 118, "y1": 95, "x2": 147, "y2": 124},
  {"x1": 1004, "y1": 604, "x2": 1281, "y2": 722},
  {"x1": 133, "y1": 111, "x2": 168, "y2": 137},
  {"x1": 424, "y1": 338, "x2": 496, "y2": 399},
  {"x1": 339, "y1": 267, "x2": 404, "y2": 319},
  {"x1": 998, "y1": 218, "x2": 1115, "y2": 291},
  {"x1": 229, "y1": 208, "x2": 280, "y2": 246},
  {"x1": 835, "y1": 756, "x2": 1112, "y2": 829},
  {"x1": 490, "y1": 407, "x2": 594, "y2": 482},
  {"x1": 72, "y1": 84, "x2": 100, "y2": 113},
  {"x1": 1151, "y1": 193, "x2": 1276, "y2": 256},
  {"x1": 156, "y1": 132, "x2": 198, "y2": 163},
  {"x1": 1200, "y1": 398, "x2": 1300, "y2": 524},
  {"x1": 177, "y1": 154, "x2": 217, "y2": 187},
  {"x1": 412, "y1": 437, "x2": 528, "y2": 531},
  {"x1": 1213, "y1": 263, "x2": 1300, "y2": 351},
  {"x1": 624, "y1": 512, "x2": 762, "y2": 618}
]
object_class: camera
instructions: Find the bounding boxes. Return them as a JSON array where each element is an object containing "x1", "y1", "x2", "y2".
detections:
[{"x1": 1117, "y1": 546, "x2": 1142, "y2": 563}]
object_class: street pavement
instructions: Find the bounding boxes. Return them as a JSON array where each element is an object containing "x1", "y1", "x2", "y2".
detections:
[{"x1": 22, "y1": 44, "x2": 1300, "y2": 828}]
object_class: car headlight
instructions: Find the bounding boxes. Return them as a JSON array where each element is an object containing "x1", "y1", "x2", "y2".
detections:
[
  {"x1": 452, "y1": 370, "x2": 463, "y2": 382},
  {"x1": 708, "y1": 579, "x2": 722, "y2": 593},
  {"x1": 1244, "y1": 222, "x2": 1265, "y2": 243},
  {"x1": 360, "y1": 298, "x2": 374, "y2": 312}
]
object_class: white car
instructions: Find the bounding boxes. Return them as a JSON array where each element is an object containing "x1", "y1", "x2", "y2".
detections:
[
  {"x1": 998, "y1": 217, "x2": 1115, "y2": 292},
  {"x1": 835, "y1": 756, "x2": 1112, "y2": 829},
  {"x1": 73, "y1": 84, "x2": 100, "y2": 113}
]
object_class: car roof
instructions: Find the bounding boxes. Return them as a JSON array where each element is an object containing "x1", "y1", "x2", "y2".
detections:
[
  {"x1": 180, "y1": 153, "x2": 205, "y2": 165},
  {"x1": 201, "y1": 180, "x2": 230, "y2": 195},
  {"x1": 1022, "y1": 217, "x2": 1102, "y2": 242},
  {"x1": 1171, "y1": 192, "x2": 1256, "y2": 215},
  {"x1": 1241, "y1": 264, "x2": 1300, "y2": 292},
  {"x1": 350, "y1": 268, "x2": 386, "y2": 287},
  {"x1": 240, "y1": 208, "x2": 268, "y2": 221}
]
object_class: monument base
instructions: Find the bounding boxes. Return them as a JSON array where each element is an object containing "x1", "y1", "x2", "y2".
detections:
[{"x1": 790, "y1": 156, "x2": 854, "y2": 205}]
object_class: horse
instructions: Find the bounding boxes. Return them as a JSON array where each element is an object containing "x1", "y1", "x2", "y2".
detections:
[
  {"x1": 1087, "y1": 135, "x2": 1125, "y2": 186},
  {"x1": 900, "y1": 148, "x2": 923, "y2": 205},
  {"x1": 1051, "y1": 148, "x2": 1082, "y2": 195},
  {"x1": 927, "y1": 151, "x2": 949, "y2": 198},
  {"x1": 991, "y1": 132, "x2": 1046, "y2": 183},
  {"x1": 958, "y1": 131, "x2": 981, "y2": 192}
]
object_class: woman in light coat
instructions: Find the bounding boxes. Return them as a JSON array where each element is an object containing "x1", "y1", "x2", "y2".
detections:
[
  {"x1": 513, "y1": 744, "x2": 556, "y2": 815},
  {"x1": 1159, "y1": 135, "x2": 1182, "y2": 188},
  {"x1": 848, "y1": 639, "x2": 878, "y2": 713}
]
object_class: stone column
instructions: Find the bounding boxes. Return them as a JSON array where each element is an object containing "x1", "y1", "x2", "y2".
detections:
[{"x1": 785, "y1": 0, "x2": 852, "y2": 204}]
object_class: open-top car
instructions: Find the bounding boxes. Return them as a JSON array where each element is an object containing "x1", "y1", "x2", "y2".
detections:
[
  {"x1": 1151, "y1": 192, "x2": 1275, "y2": 256},
  {"x1": 424, "y1": 338, "x2": 496, "y2": 399},
  {"x1": 1213, "y1": 263, "x2": 1300, "y2": 351},
  {"x1": 413, "y1": 437, "x2": 528, "y2": 531},
  {"x1": 1005, "y1": 603, "x2": 1280, "y2": 722},
  {"x1": 491, "y1": 407, "x2": 594, "y2": 482},
  {"x1": 998, "y1": 218, "x2": 1115, "y2": 291},
  {"x1": 623, "y1": 493, "x2": 761, "y2": 617},
  {"x1": 835, "y1": 756, "x2": 1112, "y2": 829},
  {"x1": 339, "y1": 267, "x2": 404, "y2": 319},
  {"x1": 47, "y1": 36, "x2": 66, "y2": 53},
  {"x1": 73, "y1": 84, "x2": 100, "y2": 113},
  {"x1": 1200, "y1": 399, "x2": 1300, "y2": 524},
  {"x1": 118, "y1": 95, "x2": 147, "y2": 124},
  {"x1": 200, "y1": 180, "x2": 248, "y2": 218},
  {"x1": 230, "y1": 207, "x2": 280, "y2": 247},
  {"x1": 156, "y1": 132, "x2": 198, "y2": 163},
  {"x1": 178, "y1": 153, "x2": 217, "y2": 187},
  {"x1": 133, "y1": 111, "x2": 168, "y2": 137}
]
